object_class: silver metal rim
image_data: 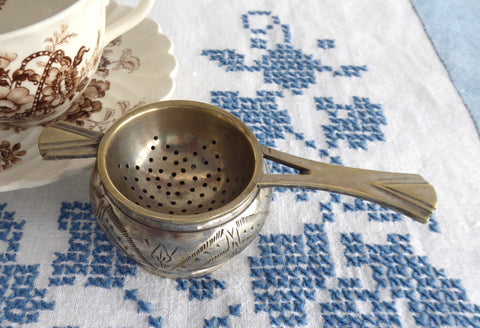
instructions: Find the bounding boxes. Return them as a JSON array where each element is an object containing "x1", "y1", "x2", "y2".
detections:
[{"x1": 96, "y1": 100, "x2": 265, "y2": 230}]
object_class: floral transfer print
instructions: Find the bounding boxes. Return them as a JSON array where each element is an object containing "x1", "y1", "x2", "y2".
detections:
[
  {"x1": 52, "y1": 36, "x2": 143, "y2": 132},
  {"x1": 0, "y1": 36, "x2": 142, "y2": 170},
  {"x1": 0, "y1": 140, "x2": 26, "y2": 170},
  {"x1": 0, "y1": 25, "x2": 100, "y2": 123}
]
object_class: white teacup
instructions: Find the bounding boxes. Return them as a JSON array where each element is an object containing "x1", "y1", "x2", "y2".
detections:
[{"x1": 0, "y1": 0, "x2": 155, "y2": 126}]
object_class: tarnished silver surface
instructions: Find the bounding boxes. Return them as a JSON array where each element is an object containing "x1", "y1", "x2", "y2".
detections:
[
  {"x1": 91, "y1": 165, "x2": 272, "y2": 278},
  {"x1": 38, "y1": 100, "x2": 438, "y2": 278}
]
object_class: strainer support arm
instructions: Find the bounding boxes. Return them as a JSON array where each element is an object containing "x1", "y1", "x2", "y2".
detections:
[
  {"x1": 259, "y1": 146, "x2": 437, "y2": 224},
  {"x1": 38, "y1": 122, "x2": 104, "y2": 159}
]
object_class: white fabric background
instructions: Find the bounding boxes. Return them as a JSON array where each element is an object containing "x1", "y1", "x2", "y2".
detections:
[{"x1": 1, "y1": 0, "x2": 479, "y2": 327}]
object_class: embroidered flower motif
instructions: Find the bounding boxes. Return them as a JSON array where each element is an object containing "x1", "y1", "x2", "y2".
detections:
[{"x1": 0, "y1": 140, "x2": 26, "y2": 170}]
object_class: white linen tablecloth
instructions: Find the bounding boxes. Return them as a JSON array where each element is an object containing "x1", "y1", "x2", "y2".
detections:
[{"x1": 1, "y1": 0, "x2": 479, "y2": 327}]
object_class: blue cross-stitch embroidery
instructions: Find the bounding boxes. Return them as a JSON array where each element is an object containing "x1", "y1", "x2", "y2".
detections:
[
  {"x1": 176, "y1": 275, "x2": 227, "y2": 301},
  {"x1": 49, "y1": 202, "x2": 137, "y2": 289},
  {"x1": 315, "y1": 97, "x2": 387, "y2": 150},
  {"x1": 0, "y1": 204, "x2": 55, "y2": 325},
  {"x1": 249, "y1": 224, "x2": 334, "y2": 326},
  {"x1": 203, "y1": 304, "x2": 242, "y2": 328},
  {"x1": 203, "y1": 11, "x2": 367, "y2": 96},
  {"x1": 340, "y1": 233, "x2": 480, "y2": 327},
  {"x1": 249, "y1": 224, "x2": 480, "y2": 327}
]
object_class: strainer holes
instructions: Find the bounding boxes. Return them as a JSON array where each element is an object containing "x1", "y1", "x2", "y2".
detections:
[
  {"x1": 159, "y1": 169, "x2": 164, "y2": 173},
  {"x1": 165, "y1": 144, "x2": 170, "y2": 149},
  {"x1": 126, "y1": 164, "x2": 130, "y2": 168},
  {"x1": 135, "y1": 165, "x2": 140, "y2": 170},
  {"x1": 117, "y1": 164, "x2": 121, "y2": 168},
  {"x1": 212, "y1": 187, "x2": 218, "y2": 191},
  {"x1": 215, "y1": 154, "x2": 220, "y2": 159},
  {"x1": 148, "y1": 168, "x2": 153, "y2": 173},
  {"x1": 200, "y1": 193, "x2": 205, "y2": 198},
  {"x1": 208, "y1": 208, "x2": 213, "y2": 211},
  {"x1": 146, "y1": 177, "x2": 151, "y2": 182},
  {"x1": 149, "y1": 158, "x2": 154, "y2": 162},
  {"x1": 154, "y1": 136, "x2": 159, "y2": 140},
  {"x1": 206, "y1": 173, "x2": 212, "y2": 178},
  {"x1": 226, "y1": 178, "x2": 230, "y2": 183},
  {"x1": 191, "y1": 164, "x2": 197, "y2": 170},
  {"x1": 198, "y1": 204, "x2": 203, "y2": 208},
  {"x1": 167, "y1": 183, "x2": 172, "y2": 187},
  {"x1": 181, "y1": 168, "x2": 186, "y2": 173},
  {"x1": 175, "y1": 191, "x2": 181, "y2": 196},
  {"x1": 146, "y1": 205, "x2": 151, "y2": 208},
  {"x1": 150, "y1": 195, "x2": 155, "y2": 200},
  {"x1": 131, "y1": 186, "x2": 135, "y2": 191},
  {"x1": 180, "y1": 181, "x2": 185, "y2": 185},
  {"x1": 143, "y1": 189, "x2": 147, "y2": 193},
  {"x1": 183, "y1": 158, "x2": 188, "y2": 162},
  {"x1": 217, "y1": 168, "x2": 222, "y2": 172},
  {"x1": 202, "y1": 183, "x2": 208, "y2": 187},
  {"x1": 155, "y1": 177, "x2": 160, "y2": 181},
  {"x1": 222, "y1": 190, "x2": 226, "y2": 194},
  {"x1": 135, "y1": 177, "x2": 139, "y2": 182},
  {"x1": 151, "y1": 145, "x2": 156, "y2": 150},
  {"x1": 193, "y1": 176, "x2": 198, "y2": 181},
  {"x1": 187, "y1": 200, "x2": 192, "y2": 205},
  {"x1": 123, "y1": 176, "x2": 128, "y2": 181},
  {"x1": 193, "y1": 152, "x2": 198, "y2": 156},
  {"x1": 166, "y1": 191, "x2": 171, "y2": 196},
  {"x1": 169, "y1": 211, "x2": 174, "y2": 214},
  {"x1": 174, "y1": 150, "x2": 179, "y2": 155},
  {"x1": 202, "y1": 145, "x2": 207, "y2": 150},
  {"x1": 139, "y1": 195, "x2": 143, "y2": 200},
  {"x1": 203, "y1": 160, "x2": 209, "y2": 165},
  {"x1": 190, "y1": 188, "x2": 195, "y2": 192},
  {"x1": 156, "y1": 185, "x2": 162, "y2": 190},
  {"x1": 182, "y1": 209, "x2": 187, "y2": 213},
  {"x1": 162, "y1": 156, "x2": 168, "y2": 161},
  {"x1": 212, "y1": 140, "x2": 217, "y2": 145},
  {"x1": 211, "y1": 200, "x2": 216, "y2": 204},
  {"x1": 216, "y1": 177, "x2": 221, "y2": 182},
  {"x1": 171, "y1": 201, "x2": 176, "y2": 205},
  {"x1": 157, "y1": 203, "x2": 163, "y2": 207},
  {"x1": 172, "y1": 172, "x2": 177, "y2": 177},
  {"x1": 135, "y1": 201, "x2": 139, "y2": 205}
]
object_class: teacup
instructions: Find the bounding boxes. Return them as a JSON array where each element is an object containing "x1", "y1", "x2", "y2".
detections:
[{"x1": 0, "y1": 0, "x2": 155, "y2": 126}]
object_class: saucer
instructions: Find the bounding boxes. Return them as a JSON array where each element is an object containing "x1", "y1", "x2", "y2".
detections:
[{"x1": 0, "y1": 1, "x2": 177, "y2": 191}]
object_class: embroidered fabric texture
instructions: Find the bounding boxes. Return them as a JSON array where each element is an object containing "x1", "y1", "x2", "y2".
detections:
[{"x1": 0, "y1": 0, "x2": 479, "y2": 327}]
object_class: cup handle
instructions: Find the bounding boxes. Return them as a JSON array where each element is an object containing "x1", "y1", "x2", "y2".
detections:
[
  {"x1": 103, "y1": 0, "x2": 155, "y2": 45},
  {"x1": 258, "y1": 145, "x2": 437, "y2": 223},
  {"x1": 38, "y1": 122, "x2": 104, "y2": 159}
]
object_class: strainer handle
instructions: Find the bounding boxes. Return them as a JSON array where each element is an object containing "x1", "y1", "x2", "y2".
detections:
[
  {"x1": 258, "y1": 146, "x2": 437, "y2": 224},
  {"x1": 38, "y1": 122, "x2": 104, "y2": 159}
]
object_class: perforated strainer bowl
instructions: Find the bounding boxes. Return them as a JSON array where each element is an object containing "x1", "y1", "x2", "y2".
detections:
[{"x1": 39, "y1": 100, "x2": 437, "y2": 278}]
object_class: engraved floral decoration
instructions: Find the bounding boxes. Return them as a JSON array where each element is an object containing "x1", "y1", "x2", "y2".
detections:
[
  {"x1": 0, "y1": 24, "x2": 98, "y2": 123},
  {"x1": 0, "y1": 140, "x2": 26, "y2": 170}
]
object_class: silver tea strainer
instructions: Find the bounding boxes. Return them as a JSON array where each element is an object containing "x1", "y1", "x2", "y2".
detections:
[{"x1": 38, "y1": 100, "x2": 437, "y2": 278}]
